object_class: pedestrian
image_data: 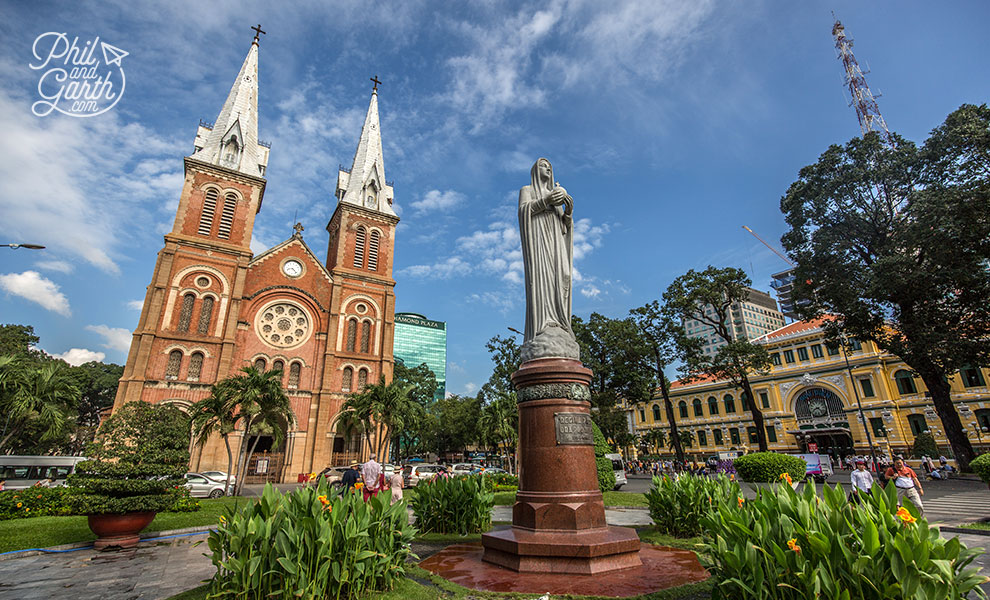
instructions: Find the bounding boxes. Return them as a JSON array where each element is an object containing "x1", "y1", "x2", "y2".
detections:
[
  {"x1": 884, "y1": 456, "x2": 925, "y2": 515},
  {"x1": 389, "y1": 470, "x2": 404, "y2": 505},
  {"x1": 0, "y1": 479, "x2": 5, "y2": 492},
  {"x1": 850, "y1": 459, "x2": 873, "y2": 502},
  {"x1": 361, "y1": 454, "x2": 384, "y2": 501},
  {"x1": 341, "y1": 461, "x2": 361, "y2": 490}
]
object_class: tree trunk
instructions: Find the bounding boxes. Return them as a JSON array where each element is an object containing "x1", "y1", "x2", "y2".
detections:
[
  {"x1": 232, "y1": 417, "x2": 253, "y2": 496},
  {"x1": 658, "y1": 379, "x2": 685, "y2": 463},
  {"x1": 741, "y1": 374, "x2": 769, "y2": 452},
  {"x1": 238, "y1": 434, "x2": 263, "y2": 492},
  {"x1": 918, "y1": 367, "x2": 976, "y2": 471},
  {"x1": 222, "y1": 434, "x2": 233, "y2": 496}
]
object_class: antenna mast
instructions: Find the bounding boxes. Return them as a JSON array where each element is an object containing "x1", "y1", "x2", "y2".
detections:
[{"x1": 832, "y1": 16, "x2": 895, "y2": 149}]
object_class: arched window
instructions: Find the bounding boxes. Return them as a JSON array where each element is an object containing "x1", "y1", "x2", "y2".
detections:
[
  {"x1": 198, "y1": 188, "x2": 219, "y2": 236},
  {"x1": 693, "y1": 398, "x2": 703, "y2": 417},
  {"x1": 708, "y1": 396, "x2": 719, "y2": 415},
  {"x1": 165, "y1": 350, "x2": 183, "y2": 380},
  {"x1": 254, "y1": 357, "x2": 266, "y2": 371},
  {"x1": 353, "y1": 226, "x2": 366, "y2": 268},
  {"x1": 368, "y1": 230, "x2": 380, "y2": 271},
  {"x1": 197, "y1": 296, "x2": 214, "y2": 334},
  {"x1": 895, "y1": 370, "x2": 917, "y2": 395},
  {"x1": 217, "y1": 193, "x2": 236, "y2": 239},
  {"x1": 178, "y1": 294, "x2": 195, "y2": 332},
  {"x1": 360, "y1": 321, "x2": 372, "y2": 353},
  {"x1": 724, "y1": 394, "x2": 736, "y2": 413},
  {"x1": 346, "y1": 319, "x2": 358, "y2": 352},
  {"x1": 357, "y1": 369, "x2": 368, "y2": 390},
  {"x1": 288, "y1": 362, "x2": 301, "y2": 388},
  {"x1": 271, "y1": 360, "x2": 285, "y2": 381},
  {"x1": 678, "y1": 401, "x2": 688, "y2": 419},
  {"x1": 342, "y1": 367, "x2": 353, "y2": 392},
  {"x1": 740, "y1": 392, "x2": 750, "y2": 412},
  {"x1": 651, "y1": 404, "x2": 662, "y2": 421},
  {"x1": 188, "y1": 352, "x2": 204, "y2": 381}
]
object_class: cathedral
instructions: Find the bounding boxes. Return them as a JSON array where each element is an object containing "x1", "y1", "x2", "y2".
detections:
[{"x1": 112, "y1": 35, "x2": 398, "y2": 482}]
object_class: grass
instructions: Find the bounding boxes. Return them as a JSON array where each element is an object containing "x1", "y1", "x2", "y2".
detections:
[
  {"x1": 958, "y1": 521, "x2": 990, "y2": 531},
  {"x1": 0, "y1": 496, "x2": 254, "y2": 554}
]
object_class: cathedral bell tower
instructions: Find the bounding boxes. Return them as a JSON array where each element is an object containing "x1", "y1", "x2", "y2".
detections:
[{"x1": 114, "y1": 34, "x2": 270, "y2": 410}]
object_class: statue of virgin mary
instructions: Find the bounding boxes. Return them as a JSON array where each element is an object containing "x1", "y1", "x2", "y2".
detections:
[{"x1": 518, "y1": 158, "x2": 581, "y2": 363}]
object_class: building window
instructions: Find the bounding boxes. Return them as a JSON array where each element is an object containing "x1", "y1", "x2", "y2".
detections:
[
  {"x1": 708, "y1": 396, "x2": 719, "y2": 415},
  {"x1": 729, "y1": 428, "x2": 741, "y2": 445},
  {"x1": 747, "y1": 426, "x2": 759, "y2": 444},
  {"x1": 638, "y1": 408, "x2": 646, "y2": 423},
  {"x1": 797, "y1": 347, "x2": 809, "y2": 361},
  {"x1": 342, "y1": 367, "x2": 353, "y2": 392},
  {"x1": 165, "y1": 350, "x2": 182, "y2": 380},
  {"x1": 826, "y1": 342, "x2": 840, "y2": 356},
  {"x1": 254, "y1": 357, "x2": 266, "y2": 371},
  {"x1": 724, "y1": 394, "x2": 736, "y2": 413},
  {"x1": 740, "y1": 392, "x2": 749, "y2": 412},
  {"x1": 288, "y1": 362, "x2": 301, "y2": 388},
  {"x1": 346, "y1": 319, "x2": 358, "y2": 352},
  {"x1": 188, "y1": 352, "x2": 204, "y2": 381},
  {"x1": 783, "y1": 350, "x2": 795, "y2": 364},
  {"x1": 271, "y1": 360, "x2": 285, "y2": 381},
  {"x1": 859, "y1": 378, "x2": 875, "y2": 398},
  {"x1": 178, "y1": 293, "x2": 195, "y2": 332},
  {"x1": 652, "y1": 404, "x2": 662, "y2": 421},
  {"x1": 766, "y1": 426, "x2": 777, "y2": 443},
  {"x1": 357, "y1": 369, "x2": 368, "y2": 391},
  {"x1": 713, "y1": 429, "x2": 724, "y2": 445},
  {"x1": 678, "y1": 401, "x2": 688, "y2": 419},
  {"x1": 698, "y1": 430, "x2": 708, "y2": 446},
  {"x1": 368, "y1": 230, "x2": 380, "y2": 271},
  {"x1": 895, "y1": 370, "x2": 917, "y2": 395},
  {"x1": 847, "y1": 339, "x2": 863, "y2": 352},
  {"x1": 869, "y1": 417, "x2": 887, "y2": 437},
  {"x1": 976, "y1": 408, "x2": 990, "y2": 432},
  {"x1": 811, "y1": 344, "x2": 823, "y2": 359},
  {"x1": 217, "y1": 193, "x2": 236, "y2": 239},
  {"x1": 771, "y1": 353, "x2": 781, "y2": 366},
  {"x1": 907, "y1": 414, "x2": 928, "y2": 436},
  {"x1": 360, "y1": 321, "x2": 372, "y2": 353},
  {"x1": 354, "y1": 226, "x2": 366, "y2": 268},
  {"x1": 961, "y1": 366, "x2": 986, "y2": 388},
  {"x1": 693, "y1": 398, "x2": 703, "y2": 417},
  {"x1": 197, "y1": 296, "x2": 214, "y2": 335},
  {"x1": 198, "y1": 188, "x2": 218, "y2": 236},
  {"x1": 760, "y1": 391, "x2": 770, "y2": 409}
]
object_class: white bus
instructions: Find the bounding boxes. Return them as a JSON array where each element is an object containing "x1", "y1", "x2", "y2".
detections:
[{"x1": 0, "y1": 456, "x2": 87, "y2": 490}]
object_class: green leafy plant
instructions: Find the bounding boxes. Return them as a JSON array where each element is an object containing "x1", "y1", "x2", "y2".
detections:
[
  {"x1": 67, "y1": 401, "x2": 190, "y2": 514},
  {"x1": 410, "y1": 474, "x2": 493, "y2": 535},
  {"x1": 206, "y1": 482, "x2": 414, "y2": 600},
  {"x1": 912, "y1": 431, "x2": 940, "y2": 459},
  {"x1": 0, "y1": 486, "x2": 72, "y2": 520},
  {"x1": 645, "y1": 474, "x2": 740, "y2": 538},
  {"x1": 971, "y1": 453, "x2": 990, "y2": 485},
  {"x1": 702, "y1": 480, "x2": 988, "y2": 599},
  {"x1": 592, "y1": 421, "x2": 615, "y2": 493},
  {"x1": 733, "y1": 452, "x2": 806, "y2": 483}
]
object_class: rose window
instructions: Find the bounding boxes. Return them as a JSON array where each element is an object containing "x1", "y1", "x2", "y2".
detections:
[{"x1": 256, "y1": 302, "x2": 311, "y2": 348}]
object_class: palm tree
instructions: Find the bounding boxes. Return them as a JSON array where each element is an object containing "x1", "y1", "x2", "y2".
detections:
[
  {"x1": 0, "y1": 358, "x2": 78, "y2": 452},
  {"x1": 212, "y1": 367, "x2": 295, "y2": 496},
  {"x1": 479, "y1": 393, "x2": 518, "y2": 473},
  {"x1": 190, "y1": 389, "x2": 237, "y2": 495},
  {"x1": 343, "y1": 375, "x2": 415, "y2": 460}
]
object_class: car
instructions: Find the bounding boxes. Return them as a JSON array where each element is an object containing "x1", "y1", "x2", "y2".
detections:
[
  {"x1": 184, "y1": 472, "x2": 230, "y2": 498},
  {"x1": 319, "y1": 466, "x2": 350, "y2": 483},
  {"x1": 402, "y1": 463, "x2": 443, "y2": 487},
  {"x1": 605, "y1": 454, "x2": 627, "y2": 490},
  {"x1": 200, "y1": 470, "x2": 236, "y2": 486},
  {"x1": 450, "y1": 463, "x2": 476, "y2": 476},
  {"x1": 382, "y1": 463, "x2": 396, "y2": 481},
  {"x1": 470, "y1": 466, "x2": 508, "y2": 476}
]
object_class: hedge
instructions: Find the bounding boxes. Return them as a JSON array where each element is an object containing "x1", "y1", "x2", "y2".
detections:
[{"x1": 733, "y1": 452, "x2": 806, "y2": 483}]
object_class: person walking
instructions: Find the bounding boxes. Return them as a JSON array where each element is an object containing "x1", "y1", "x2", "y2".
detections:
[
  {"x1": 341, "y1": 462, "x2": 361, "y2": 490},
  {"x1": 884, "y1": 456, "x2": 925, "y2": 515},
  {"x1": 389, "y1": 470, "x2": 404, "y2": 505},
  {"x1": 850, "y1": 459, "x2": 874, "y2": 503},
  {"x1": 361, "y1": 454, "x2": 384, "y2": 501}
]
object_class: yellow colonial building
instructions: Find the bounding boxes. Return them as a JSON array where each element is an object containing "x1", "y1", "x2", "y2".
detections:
[{"x1": 627, "y1": 317, "x2": 990, "y2": 460}]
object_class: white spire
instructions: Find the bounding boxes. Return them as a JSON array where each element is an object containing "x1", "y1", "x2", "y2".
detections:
[
  {"x1": 190, "y1": 40, "x2": 269, "y2": 178},
  {"x1": 336, "y1": 89, "x2": 395, "y2": 215}
]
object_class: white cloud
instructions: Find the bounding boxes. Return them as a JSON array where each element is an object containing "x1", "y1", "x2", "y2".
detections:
[
  {"x1": 467, "y1": 291, "x2": 516, "y2": 314},
  {"x1": 572, "y1": 218, "x2": 609, "y2": 260},
  {"x1": 126, "y1": 299, "x2": 144, "y2": 310},
  {"x1": 463, "y1": 382, "x2": 478, "y2": 395},
  {"x1": 410, "y1": 190, "x2": 465, "y2": 213},
  {"x1": 398, "y1": 256, "x2": 472, "y2": 279},
  {"x1": 51, "y1": 348, "x2": 106, "y2": 366},
  {"x1": 86, "y1": 324, "x2": 132, "y2": 352},
  {"x1": 34, "y1": 260, "x2": 73, "y2": 274},
  {"x1": 580, "y1": 285, "x2": 601, "y2": 298},
  {"x1": 0, "y1": 270, "x2": 71, "y2": 316}
]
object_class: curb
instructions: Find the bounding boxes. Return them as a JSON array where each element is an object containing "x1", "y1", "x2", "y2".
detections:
[
  {"x1": 0, "y1": 525, "x2": 215, "y2": 561},
  {"x1": 939, "y1": 525, "x2": 990, "y2": 537}
]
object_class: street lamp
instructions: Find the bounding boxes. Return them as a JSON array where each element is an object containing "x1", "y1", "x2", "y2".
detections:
[
  {"x1": 841, "y1": 335, "x2": 881, "y2": 476},
  {"x1": 970, "y1": 422, "x2": 987, "y2": 452},
  {"x1": 507, "y1": 327, "x2": 523, "y2": 337},
  {"x1": 1, "y1": 243, "x2": 45, "y2": 249}
]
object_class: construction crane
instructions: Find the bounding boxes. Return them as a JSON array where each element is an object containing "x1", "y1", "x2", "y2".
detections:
[
  {"x1": 741, "y1": 226, "x2": 794, "y2": 267},
  {"x1": 832, "y1": 16, "x2": 896, "y2": 150}
]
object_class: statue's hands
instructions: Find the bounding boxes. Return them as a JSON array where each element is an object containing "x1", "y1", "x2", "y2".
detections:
[{"x1": 549, "y1": 186, "x2": 568, "y2": 206}]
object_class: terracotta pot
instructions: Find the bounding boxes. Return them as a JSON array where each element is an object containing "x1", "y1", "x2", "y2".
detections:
[{"x1": 88, "y1": 511, "x2": 157, "y2": 550}]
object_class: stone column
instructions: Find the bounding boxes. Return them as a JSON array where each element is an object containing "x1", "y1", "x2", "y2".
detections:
[{"x1": 481, "y1": 357, "x2": 642, "y2": 574}]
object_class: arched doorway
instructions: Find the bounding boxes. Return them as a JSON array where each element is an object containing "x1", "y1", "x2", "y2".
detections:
[{"x1": 791, "y1": 387, "x2": 854, "y2": 458}]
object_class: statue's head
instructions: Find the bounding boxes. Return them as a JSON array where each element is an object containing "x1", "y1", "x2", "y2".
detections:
[{"x1": 531, "y1": 157, "x2": 553, "y2": 192}]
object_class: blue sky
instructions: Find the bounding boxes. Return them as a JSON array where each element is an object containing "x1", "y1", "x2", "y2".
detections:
[{"x1": 0, "y1": 1, "x2": 988, "y2": 396}]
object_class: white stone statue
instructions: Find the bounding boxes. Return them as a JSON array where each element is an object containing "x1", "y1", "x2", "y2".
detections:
[{"x1": 518, "y1": 158, "x2": 581, "y2": 363}]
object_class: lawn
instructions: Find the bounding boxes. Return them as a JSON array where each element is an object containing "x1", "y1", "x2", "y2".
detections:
[
  {"x1": 0, "y1": 496, "x2": 253, "y2": 554},
  {"x1": 959, "y1": 521, "x2": 990, "y2": 531}
]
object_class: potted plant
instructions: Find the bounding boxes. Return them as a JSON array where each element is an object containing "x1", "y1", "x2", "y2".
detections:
[{"x1": 68, "y1": 401, "x2": 190, "y2": 550}]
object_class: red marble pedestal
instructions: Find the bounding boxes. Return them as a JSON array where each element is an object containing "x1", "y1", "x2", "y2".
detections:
[{"x1": 480, "y1": 358, "x2": 642, "y2": 574}]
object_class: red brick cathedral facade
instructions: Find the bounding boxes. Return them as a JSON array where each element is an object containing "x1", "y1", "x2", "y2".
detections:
[{"x1": 113, "y1": 38, "x2": 399, "y2": 481}]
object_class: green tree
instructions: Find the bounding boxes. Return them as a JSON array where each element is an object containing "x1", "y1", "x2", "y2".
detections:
[
  {"x1": 66, "y1": 361, "x2": 124, "y2": 454},
  {"x1": 423, "y1": 394, "x2": 482, "y2": 458},
  {"x1": 479, "y1": 393, "x2": 518, "y2": 472},
  {"x1": 780, "y1": 105, "x2": 990, "y2": 470},
  {"x1": 640, "y1": 427, "x2": 666, "y2": 456},
  {"x1": 344, "y1": 375, "x2": 417, "y2": 460},
  {"x1": 390, "y1": 361, "x2": 436, "y2": 460},
  {"x1": 190, "y1": 389, "x2": 238, "y2": 495},
  {"x1": 0, "y1": 324, "x2": 44, "y2": 359},
  {"x1": 394, "y1": 361, "x2": 440, "y2": 405},
  {"x1": 663, "y1": 267, "x2": 773, "y2": 451},
  {"x1": 0, "y1": 357, "x2": 79, "y2": 452},
  {"x1": 630, "y1": 301, "x2": 694, "y2": 463}
]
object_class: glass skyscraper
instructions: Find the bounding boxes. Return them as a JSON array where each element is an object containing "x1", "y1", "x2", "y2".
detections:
[{"x1": 393, "y1": 312, "x2": 446, "y2": 401}]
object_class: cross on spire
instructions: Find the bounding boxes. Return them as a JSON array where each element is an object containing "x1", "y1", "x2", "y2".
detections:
[
  {"x1": 370, "y1": 75, "x2": 382, "y2": 92},
  {"x1": 292, "y1": 222, "x2": 304, "y2": 237},
  {"x1": 251, "y1": 24, "x2": 266, "y2": 44}
]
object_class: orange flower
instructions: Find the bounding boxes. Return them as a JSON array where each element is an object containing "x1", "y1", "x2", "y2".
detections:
[
  {"x1": 218, "y1": 515, "x2": 227, "y2": 525},
  {"x1": 779, "y1": 472, "x2": 792, "y2": 486},
  {"x1": 738, "y1": 497, "x2": 745, "y2": 508},
  {"x1": 896, "y1": 506, "x2": 917, "y2": 524},
  {"x1": 355, "y1": 482, "x2": 364, "y2": 490},
  {"x1": 317, "y1": 494, "x2": 332, "y2": 511},
  {"x1": 787, "y1": 538, "x2": 801, "y2": 553},
  {"x1": 730, "y1": 474, "x2": 735, "y2": 481},
  {"x1": 16, "y1": 502, "x2": 22, "y2": 508}
]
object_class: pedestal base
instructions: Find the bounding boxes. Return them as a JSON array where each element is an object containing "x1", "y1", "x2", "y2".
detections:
[{"x1": 481, "y1": 526, "x2": 642, "y2": 574}]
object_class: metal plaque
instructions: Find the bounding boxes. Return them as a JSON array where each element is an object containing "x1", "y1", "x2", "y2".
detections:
[{"x1": 554, "y1": 412, "x2": 594, "y2": 445}]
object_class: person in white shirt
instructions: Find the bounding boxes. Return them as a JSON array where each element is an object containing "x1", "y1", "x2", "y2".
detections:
[{"x1": 850, "y1": 459, "x2": 874, "y2": 502}]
